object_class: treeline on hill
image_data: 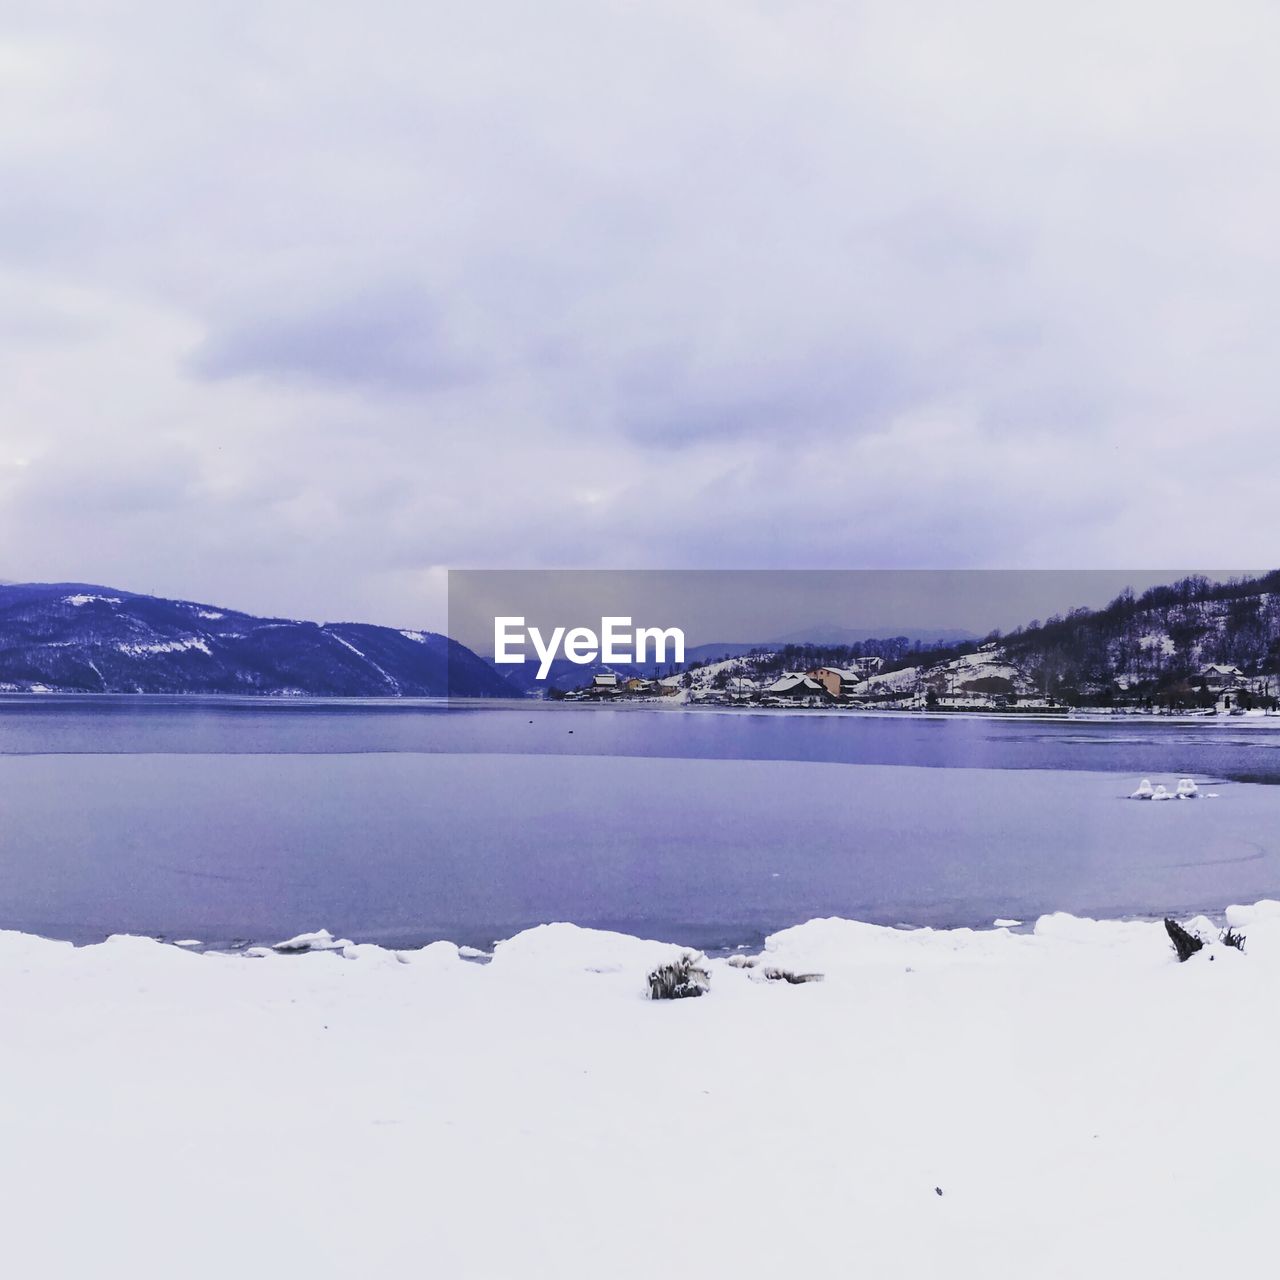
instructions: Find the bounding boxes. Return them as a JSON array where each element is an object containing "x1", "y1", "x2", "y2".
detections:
[
  {"x1": 673, "y1": 573, "x2": 1280, "y2": 709},
  {"x1": 747, "y1": 636, "x2": 919, "y2": 679},
  {"x1": 688, "y1": 636, "x2": 958, "y2": 690},
  {"x1": 899, "y1": 572, "x2": 1280, "y2": 708}
]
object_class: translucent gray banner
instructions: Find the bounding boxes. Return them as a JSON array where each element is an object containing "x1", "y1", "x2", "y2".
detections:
[{"x1": 447, "y1": 568, "x2": 1274, "y2": 708}]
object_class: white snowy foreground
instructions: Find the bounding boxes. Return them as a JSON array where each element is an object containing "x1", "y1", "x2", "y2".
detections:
[{"x1": 5, "y1": 908, "x2": 1280, "y2": 1278}]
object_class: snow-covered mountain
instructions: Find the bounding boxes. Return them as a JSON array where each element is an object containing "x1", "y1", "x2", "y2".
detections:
[{"x1": 0, "y1": 583, "x2": 512, "y2": 697}]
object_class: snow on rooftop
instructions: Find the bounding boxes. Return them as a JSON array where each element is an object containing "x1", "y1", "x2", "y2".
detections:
[{"x1": 767, "y1": 673, "x2": 822, "y2": 692}]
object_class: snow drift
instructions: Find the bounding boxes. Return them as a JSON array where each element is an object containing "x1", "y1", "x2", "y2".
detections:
[{"x1": 3, "y1": 907, "x2": 1279, "y2": 1278}]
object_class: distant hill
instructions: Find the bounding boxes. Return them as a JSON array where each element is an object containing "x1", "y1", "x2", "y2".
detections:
[
  {"x1": 767, "y1": 624, "x2": 980, "y2": 646},
  {"x1": 0, "y1": 583, "x2": 511, "y2": 697},
  {"x1": 857, "y1": 571, "x2": 1280, "y2": 707}
]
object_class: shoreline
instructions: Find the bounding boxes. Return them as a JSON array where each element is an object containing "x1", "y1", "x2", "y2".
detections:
[
  {"x1": 1, "y1": 895, "x2": 1266, "y2": 958},
  {"x1": 5, "y1": 688, "x2": 1280, "y2": 728}
]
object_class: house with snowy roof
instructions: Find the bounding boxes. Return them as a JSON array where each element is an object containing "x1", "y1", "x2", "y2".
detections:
[
  {"x1": 1200, "y1": 663, "x2": 1246, "y2": 689},
  {"x1": 765, "y1": 674, "x2": 829, "y2": 703}
]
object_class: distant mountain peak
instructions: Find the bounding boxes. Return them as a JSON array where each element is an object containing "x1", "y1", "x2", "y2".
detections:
[{"x1": 0, "y1": 583, "x2": 509, "y2": 697}]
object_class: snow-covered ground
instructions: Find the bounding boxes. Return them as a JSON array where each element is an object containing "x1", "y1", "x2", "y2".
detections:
[{"x1": 5, "y1": 905, "x2": 1280, "y2": 1277}]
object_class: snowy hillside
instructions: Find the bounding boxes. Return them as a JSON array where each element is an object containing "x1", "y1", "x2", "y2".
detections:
[
  {"x1": 859, "y1": 645, "x2": 1029, "y2": 698},
  {"x1": 846, "y1": 575, "x2": 1280, "y2": 707},
  {"x1": 0, "y1": 583, "x2": 510, "y2": 697}
]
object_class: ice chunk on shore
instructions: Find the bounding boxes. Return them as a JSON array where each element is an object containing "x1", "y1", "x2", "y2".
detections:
[
  {"x1": 490, "y1": 922, "x2": 686, "y2": 979},
  {"x1": 1225, "y1": 900, "x2": 1280, "y2": 927},
  {"x1": 271, "y1": 928, "x2": 352, "y2": 954}
]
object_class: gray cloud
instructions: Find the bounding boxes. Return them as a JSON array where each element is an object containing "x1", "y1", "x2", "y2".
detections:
[
  {"x1": 191, "y1": 284, "x2": 472, "y2": 390},
  {"x1": 2, "y1": 1, "x2": 1279, "y2": 629}
]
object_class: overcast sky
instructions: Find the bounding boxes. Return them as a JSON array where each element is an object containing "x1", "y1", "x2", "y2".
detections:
[{"x1": 2, "y1": 2, "x2": 1276, "y2": 630}]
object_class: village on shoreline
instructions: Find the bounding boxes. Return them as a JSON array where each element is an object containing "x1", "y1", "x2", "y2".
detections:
[
  {"x1": 532, "y1": 574, "x2": 1280, "y2": 717},
  {"x1": 557, "y1": 650, "x2": 1280, "y2": 717}
]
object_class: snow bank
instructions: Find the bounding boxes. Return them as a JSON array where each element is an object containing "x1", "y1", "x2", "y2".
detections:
[
  {"x1": 1225, "y1": 898, "x2": 1280, "y2": 926},
  {"x1": 4, "y1": 909, "x2": 1280, "y2": 1277},
  {"x1": 490, "y1": 921, "x2": 688, "y2": 979}
]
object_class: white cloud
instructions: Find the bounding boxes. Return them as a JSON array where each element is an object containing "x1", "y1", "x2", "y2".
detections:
[{"x1": 1, "y1": 0, "x2": 1277, "y2": 628}]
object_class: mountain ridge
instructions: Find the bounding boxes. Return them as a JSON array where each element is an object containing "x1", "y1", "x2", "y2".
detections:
[{"x1": 0, "y1": 582, "x2": 511, "y2": 697}]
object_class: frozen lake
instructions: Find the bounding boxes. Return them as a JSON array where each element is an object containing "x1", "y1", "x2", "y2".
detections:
[{"x1": 3, "y1": 697, "x2": 1280, "y2": 947}]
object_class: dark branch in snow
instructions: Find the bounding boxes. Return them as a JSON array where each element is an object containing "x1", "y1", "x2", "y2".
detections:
[{"x1": 1164, "y1": 917, "x2": 1205, "y2": 962}]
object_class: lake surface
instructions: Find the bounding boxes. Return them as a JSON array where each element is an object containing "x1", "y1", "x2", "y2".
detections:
[{"x1": 4, "y1": 696, "x2": 1280, "y2": 948}]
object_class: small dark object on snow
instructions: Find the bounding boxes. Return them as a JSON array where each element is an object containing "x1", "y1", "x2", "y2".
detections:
[
  {"x1": 647, "y1": 952, "x2": 711, "y2": 1000},
  {"x1": 1164, "y1": 917, "x2": 1204, "y2": 962},
  {"x1": 935, "y1": 1187, "x2": 943, "y2": 1197},
  {"x1": 1220, "y1": 926, "x2": 1246, "y2": 952},
  {"x1": 761, "y1": 966, "x2": 825, "y2": 984}
]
